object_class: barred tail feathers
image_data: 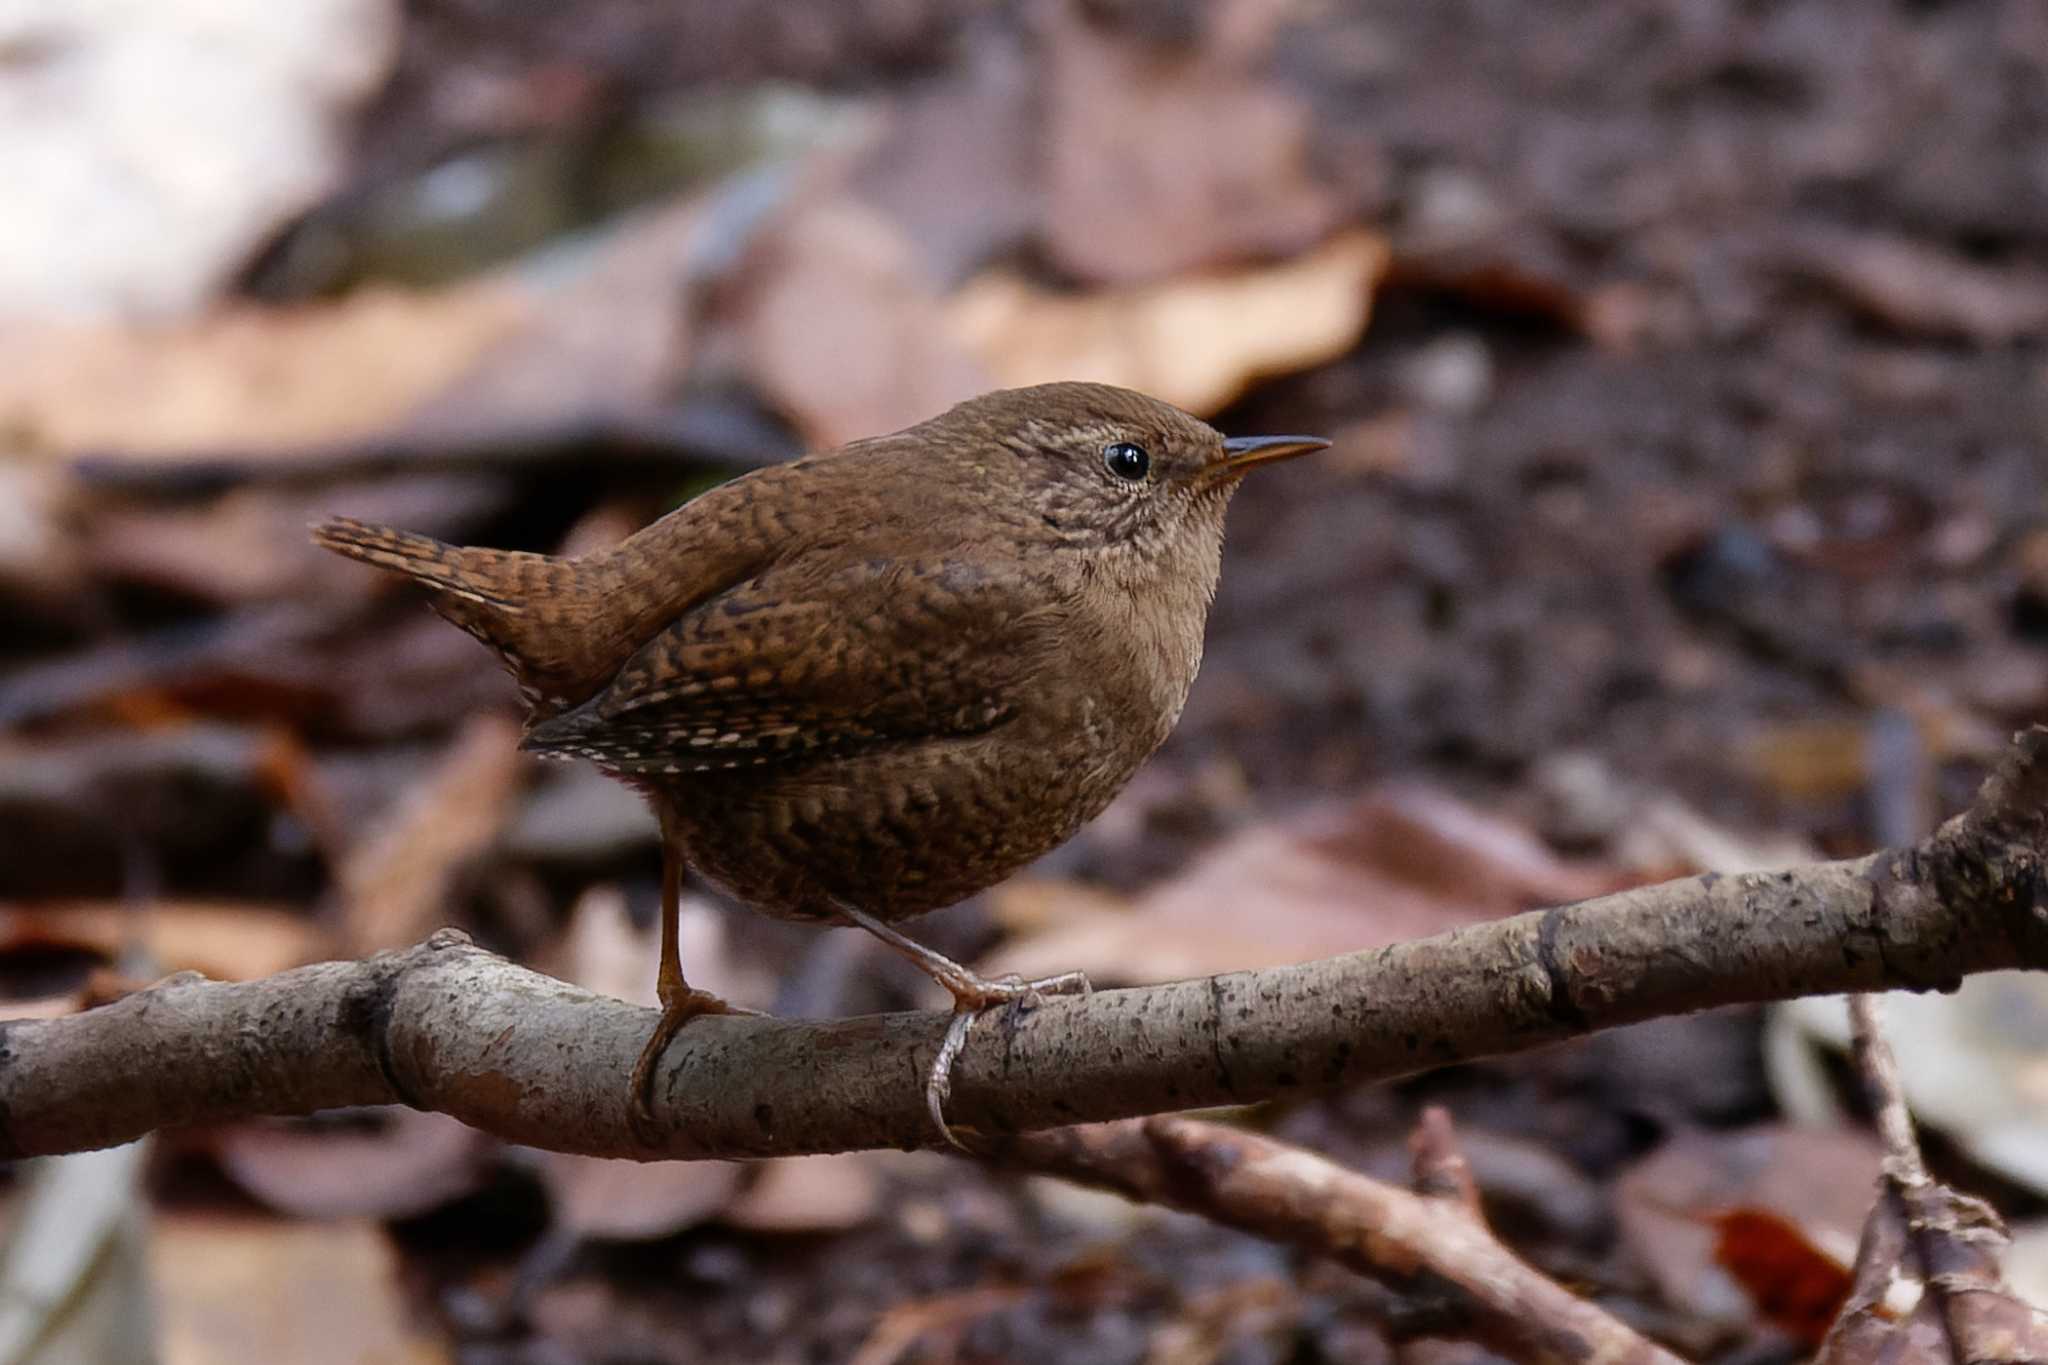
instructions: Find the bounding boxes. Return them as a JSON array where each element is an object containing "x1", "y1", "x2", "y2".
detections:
[
  {"x1": 312, "y1": 518, "x2": 528, "y2": 609},
  {"x1": 312, "y1": 517, "x2": 605, "y2": 711}
]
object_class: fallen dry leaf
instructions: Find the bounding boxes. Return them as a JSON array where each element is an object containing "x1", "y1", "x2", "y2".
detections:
[
  {"x1": 0, "y1": 605, "x2": 494, "y2": 736},
  {"x1": 213, "y1": 1110, "x2": 490, "y2": 1221},
  {"x1": 504, "y1": 766, "x2": 658, "y2": 864},
  {"x1": 2012, "y1": 1220, "x2": 2048, "y2": 1306},
  {"x1": 722, "y1": 1152, "x2": 884, "y2": 1234},
  {"x1": 3, "y1": 190, "x2": 718, "y2": 471},
  {"x1": 986, "y1": 783, "x2": 1616, "y2": 986},
  {"x1": 1532, "y1": 750, "x2": 1818, "y2": 877},
  {"x1": 0, "y1": 900, "x2": 329, "y2": 984},
  {"x1": 142, "y1": 903, "x2": 333, "y2": 980},
  {"x1": 1614, "y1": 1125, "x2": 1882, "y2": 1335},
  {"x1": 1039, "y1": 0, "x2": 1341, "y2": 283},
  {"x1": 151, "y1": 1211, "x2": 449, "y2": 1365},
  {"x1": 532, "y1": 884, "x2": 772, "y2": 1241},
  {"x1": 396, "y1": 194, "x2": 709, "y2": 440},
  {"x1": 82, "y1": 489, "x2": 313, "y2": 607},
  {"x1": 1790, "y1": 227, "x2": 2048, "y2": 344},
  {"x1": 0, "y1": 462, "x2": 76, "y2": 598},
  {"x1": 733, "y1": 195, "x2": 994, "y2": 448},
  {"x1": 1818, "y1": 1179, "x2": 2048, "y2": 1364},
  {"x1": 338, "y1": 712, "x2": 525, "y2": 954},
  {"x1": 948, "y1": 229, "x2": 1387, "y2": 418},
  {"x1": 0, "y1": 990, "x2": 92, "y2": 1022},
  {"x1": 848, "y1": 39, "x2": 1039, "y2": 285},
  {"x1": 1816, "y1": 1287, "x2": 1953, "y2": 1365},
  {"x1": 1708, "y1": 1207, "x2": 1857, "y2": 1349},
  {"x1": 0, "y1": 283, "x2": 532, "y2": 459},
  {"x1": 540, "y1": 1153, "x2": 746, "y2": 1242},
  {"x1": 544, "y1": 892, "x2": 877, "y2": 1242},
  {"x1": 550, "y1": 882, "x2": 774, "y2": 1013},
  {"x1": 1730, "y1": 698, "x2": 2000, "y2": 812},
  {"x1": 0, "y1": 1143, "x2": 153, "y2": 1364},
  {"x1": 80, "y1": 476, "x2": 515, "y2": 608},
  {"x1": 1773, "y1": 973, "x2": 2048, "y2": 1197}
]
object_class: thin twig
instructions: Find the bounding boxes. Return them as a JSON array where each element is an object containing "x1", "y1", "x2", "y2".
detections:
[
  {"x1": 1840, "y1": 992, "x2": 2048, "y2": 1362},
  {"x1": 1848, "y1": 995, "x2": 1925, "y2": 1187},
  {"x1": 1409, "y1": 1105, "x2": 1484, "y2": 1216},
  {"x1": 994, "y1": 1114, "x2": 1684, "y2": 1365}
]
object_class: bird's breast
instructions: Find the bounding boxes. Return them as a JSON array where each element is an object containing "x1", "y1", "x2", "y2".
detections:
[{"x1": 658, "y1": 556, "x2": 1218, "y2": 925}]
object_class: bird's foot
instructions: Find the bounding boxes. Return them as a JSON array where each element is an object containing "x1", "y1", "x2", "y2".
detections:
[
  {"x1": 629, "y1": 988, "x2": 759, "y2": 1146},
  {"x1": 926, "y1": 967, "x2": 1092, "y2": 1152},
  {"x1": 826, "y1": 903, "x2": 1091, "y2": 1150}
]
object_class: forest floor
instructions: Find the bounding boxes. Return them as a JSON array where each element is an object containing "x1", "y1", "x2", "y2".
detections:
[{"x1": 3, "y1": 1, "x2": 2046, "y2": 1361}]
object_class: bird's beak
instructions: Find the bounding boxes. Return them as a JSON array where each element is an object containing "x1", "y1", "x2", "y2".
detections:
[{"x1": 1207, "y1": 434, "x2": 1332, "y2": 480}]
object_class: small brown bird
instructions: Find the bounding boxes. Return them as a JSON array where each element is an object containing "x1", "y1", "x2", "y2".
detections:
[{"x1": 314, "y1": 382, "x2": 1325, "y2": 1143}]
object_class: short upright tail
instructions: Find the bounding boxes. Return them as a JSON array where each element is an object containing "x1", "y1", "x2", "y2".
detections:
[
  {"x1": 316, "y1": 485, "x2": 781, "y2": 720},
  {"x1": 313, "y1": 518, "x2": 526, "y2": 609},
  {"x1": 313, "y1": 517, "x2": 609, "y2": 713}
]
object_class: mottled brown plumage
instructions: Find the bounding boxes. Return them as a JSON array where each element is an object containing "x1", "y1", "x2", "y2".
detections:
[{"x1": 314, "y1": 382, "x2": 1325, "y2": 1143}]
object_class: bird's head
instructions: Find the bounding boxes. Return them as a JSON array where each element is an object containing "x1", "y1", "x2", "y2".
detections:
[{"x1": 918, "y1": 382, "x2": 1327, "y2": 570}]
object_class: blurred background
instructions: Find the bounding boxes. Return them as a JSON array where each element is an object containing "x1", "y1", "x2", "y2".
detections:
[{"x1": 2, "y1": 0, "x2": 2047, "y2": 1360}]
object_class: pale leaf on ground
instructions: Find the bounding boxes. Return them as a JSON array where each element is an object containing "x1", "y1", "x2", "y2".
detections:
[
  {"x1": 1791, "y1": 227, "x2": 2048, "y2": 343},
  {"x1": 722, "y1": 1153, "x2": 883, "y2": 1234},
  {"x1": 80, "y1": 477, "x2": 515, "y2": 607},
  {"x1": 0, "y1": 464, "x2": 74, "y2": 598},
  {"x1": 1039, "y1": 0, "x2": 1342, "y2": 284},
  {"x1": 212, "y1": 1111, "x2": 490, "y2": 1221},
  {"x1": 0, "y1": 1143, "x2": 153, "y2": 1365},
  {"x1": 0, "y1": 991, "x2": 90, "y2": 1022},
  {"x1": 1533, "y1": 751, "x2": 1818, "y2": 875},
  {"x1": 538, "y1": 1153, "x2": 746, "y2": 1242},
  {"x1": 2008, "y1": 1220, "x2": 2048, "y2": 1303},
  {"x1": 150, "y1": 1213, "x2": 448, "y2": 1365},
  {"x1": 1614, "y1": 1125, "x2": 1883, "y2": 1334},
  {"x1": 338, "y1": 713, "x2": 525, "y2": 954},
  {"x1": 848, "y1": 38, "x2": 1039, "y2": 285},
  {"x1": 985, "y1": 783, "x2": 1615, "y2": 987},
  {"x1": 0, "y1": 901, "x2": 328, "y2": 986},
  {"x1": 0, "y1": 285, "x2": 531, "y2": 460},
  {"x1": 4, "y1": 191, "x2": 720, "y2": 470},
  {"x1": 733, "y1": 196, "x2": 993, "y2": 449},
  {"x1": 1772, "y1": 974, "x2": 2048, "y2": 1196},
  {"x1": 532, "y1": 884, "x2": 758, "y2": 1241},
  {"x1": 948, "y1": 229, "x2": 1388, "y2": 418},
  {"x1": 534, "y1": 887, "x2": 851, "y2": 1240},
  {"x1": 505, "y1": 768, "x2": 660, "y2": 865},
  {"x1": 551, "y1": 882, "x2": 775, "y2": 1013}
]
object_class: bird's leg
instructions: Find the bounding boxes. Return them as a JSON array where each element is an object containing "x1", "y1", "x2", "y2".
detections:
[
  {"x1": 629, "y1": 805, "x2": 750, "y2": 1143},
  {"x1": 835, "y1": 904, "x2": 1089, "y2": 1149}
]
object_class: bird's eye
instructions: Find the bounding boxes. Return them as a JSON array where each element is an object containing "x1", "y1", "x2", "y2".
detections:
[{"x1": 1102, "y1": 441, "x2": 1150, "y2": 481}]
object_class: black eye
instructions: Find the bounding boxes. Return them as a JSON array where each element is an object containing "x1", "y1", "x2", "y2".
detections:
[{"x1": 1102, "y1": 441, "x2": 1150, "y2": 481}]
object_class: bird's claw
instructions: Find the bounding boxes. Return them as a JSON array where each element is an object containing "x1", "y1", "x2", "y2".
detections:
[
  {"x1": 925, "y1": 968, "x2": 1092, "y2": 1152},
  {"x1": 628, "y1": 988, "x2": 756, "y2": 1148}
]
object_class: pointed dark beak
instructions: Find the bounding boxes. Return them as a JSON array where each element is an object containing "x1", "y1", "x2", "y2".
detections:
[{"x1": 1210, "y1": 434, "x2": 1332, "y2": 478}]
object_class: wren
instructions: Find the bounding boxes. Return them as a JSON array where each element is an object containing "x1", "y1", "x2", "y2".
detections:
[{"x1": 314, "y1": 382, "x2": 1326, "y2": 1145}]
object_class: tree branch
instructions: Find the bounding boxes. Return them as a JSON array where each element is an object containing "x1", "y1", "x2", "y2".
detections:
[{"x1": 4, "y1": 728, "x2": 2045, "y2": 1163}]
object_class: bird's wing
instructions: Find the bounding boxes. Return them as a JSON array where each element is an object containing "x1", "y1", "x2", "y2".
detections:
[{"x1": 519, "y1": 556, "x2": 1063, "y2": 772}]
